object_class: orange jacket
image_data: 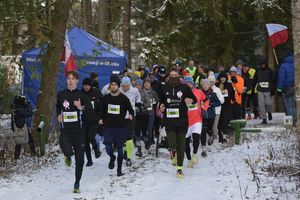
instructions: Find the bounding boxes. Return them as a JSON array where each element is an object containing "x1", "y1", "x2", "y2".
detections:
[{"x1": 229, "y1": 74, "x2": 244, "y2": 105}]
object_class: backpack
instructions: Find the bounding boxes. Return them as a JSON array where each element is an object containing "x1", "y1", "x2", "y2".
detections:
[{"x1": 12, "y1": 113, "x2": 29, "y2": 145}]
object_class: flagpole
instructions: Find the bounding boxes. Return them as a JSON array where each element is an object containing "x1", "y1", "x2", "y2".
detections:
[{"x1": 272, "y1": 48, "x2": 279, "y2": 65}]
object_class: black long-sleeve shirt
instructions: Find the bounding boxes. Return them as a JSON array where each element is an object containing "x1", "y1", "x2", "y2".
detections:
[
  {"x1": 81, "y1": 87, "x2": 103, "y2": 125},
  {"x1": 159, "y1": 83, "x2": 197, "y2": 128},
  {"x1": 253, "y1": 67, "x2": 275, "y2": 92},
  {"x1": 100, "y1": 93, "x2": 134, "y2": 128},
  {"x1": 56, "y1": 88, "x2": 92, "y2": 133}
]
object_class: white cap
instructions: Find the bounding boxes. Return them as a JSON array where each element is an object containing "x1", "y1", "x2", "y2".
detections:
[{"x1": 229, "y1": 66, "x2": 237, "y2": 72}]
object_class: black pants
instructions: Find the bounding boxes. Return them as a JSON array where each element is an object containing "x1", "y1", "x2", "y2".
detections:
[
  {"x1": 125, "y1": 118, "x2": 136, "y2": 140},
  {"x1": 166, "y1": 126, "x2": 187, "y2": 167},
  {"x1": 14, "y1": 128, "x2": 36, "y2": 159},
  {"x1": 134, "y1": 114, "x2": 149, "y2": 146},
  {"x1": 242, "y1": 94, "x2": 247, "y2": 118},
  {"x1": 201, "y1": 118, "x2": 215, "y2": 146},
  {"x1": 218, "y1": 104, "x2": 232, "y2": 135},
  {"x1": 246, "y1": 93, "x2": 259, "y2": 117},
  {"x1": 232, "y1": 102, "x2": 242, "y2": 119},
  {"x1": 185, "y1": 133, "x2": 200, "y2": 160},
  {"x1": 59, "y1": 132, "x2": 85, "y2": 185},
  {"x1": 84, "y1": 124, "x2": 98, "y2": 162},
  {"x1": 153, "y1": 115, "x2": 161, "y2": 139}
]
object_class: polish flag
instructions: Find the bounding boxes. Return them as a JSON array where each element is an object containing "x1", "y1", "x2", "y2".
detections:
[
  {"x1": 61, "y1": 31, "x2": 76, "y2": 75},
  {"x1": 266, "y1": 23, "x2": 288, "y2": 48}
]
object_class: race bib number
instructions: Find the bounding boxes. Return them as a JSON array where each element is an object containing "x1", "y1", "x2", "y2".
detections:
[
  {"x1": 63, "y1": 111, "x2": 78, "y2": 122},
  {"x1": 108, "y1": 104, "x2": 120, "y2": 115},
  {"x1": 166, "y1": 108, "x2": 179, "y2": 118},
  {"x1": 188, "y1": 103, "x2": 198, "y2": 111},
  {"x1": 260, "y1": 82, "x2": 269, "y2": 88}
]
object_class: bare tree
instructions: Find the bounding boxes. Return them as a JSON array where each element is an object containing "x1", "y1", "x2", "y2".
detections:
[
  {"x1": 32, "y1": 0, "x2": 72, "y2": 148},
  {"x1": 291, "y1": 0, "x2": 300, "y2": 140},
  {"x1": 123, "y1": 0, "x2": 131, "y2": 67}
]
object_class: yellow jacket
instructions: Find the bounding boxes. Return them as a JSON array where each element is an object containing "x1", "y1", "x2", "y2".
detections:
[{"x1": 246, "y1": 68, "x2": 257, "y2": 95}]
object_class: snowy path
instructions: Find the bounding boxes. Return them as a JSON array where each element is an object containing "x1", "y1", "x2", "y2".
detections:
[{"x1": 0, "y1": 113, "x2": 299, "y2": 200}]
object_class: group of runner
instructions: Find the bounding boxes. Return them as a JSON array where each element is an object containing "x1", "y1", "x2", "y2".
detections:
[{"x1": 56, "y1": 58, "x2": 279, "y2": 193}]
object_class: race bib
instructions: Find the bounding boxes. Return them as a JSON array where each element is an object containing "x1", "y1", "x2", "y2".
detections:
[
  {"x1": 222, "y1": 89, "x2": 228, "y2": 97},
  {"x1": 260, "y1": 82, "x2": 269, "y2": 88},
  {"x1": 63, "y1": 111, "x2": 78, "y2": 122},
  {"x1": 188, "y1": 103, "x2": 198, "y2": 111},
  {"x1": 166, "y1": 108, "x2": 179, "y2": 118},
  {"x1": 108, "y1": 104, "x2": 120, "y2": 114}
]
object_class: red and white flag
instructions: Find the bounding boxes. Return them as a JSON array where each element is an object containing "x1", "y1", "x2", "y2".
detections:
[
  {"x1": 266, "y1": 23, "x2": 288, "y2": 48},
  {"x1": 61, "y1": 31, "x2": 76, "y2": 75}
]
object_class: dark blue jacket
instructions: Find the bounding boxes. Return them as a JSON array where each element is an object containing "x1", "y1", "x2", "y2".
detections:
[
  {"x1": 201, "y1": 89, "x2": 221, "y2": 119},
  {"x1": 277, "y1": 55, "x2": 294, "y2": 90}
]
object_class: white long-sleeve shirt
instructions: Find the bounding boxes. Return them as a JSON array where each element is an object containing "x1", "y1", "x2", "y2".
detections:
[
  {"x1": 212, "y1": 85, "x2": 224, "y2": 115},
  {"x1": 120, "y1": 86, "x2": 141, "y2": 116}
]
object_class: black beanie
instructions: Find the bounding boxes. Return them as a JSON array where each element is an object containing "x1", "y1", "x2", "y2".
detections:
[
  {"x1": 110, "y1": 75, "x2": 121, "y2": 87},
  {"x1": 83, "y1": 78, "x2": 92, "y2": 86},
  {"x1": 218, "y1": 71, "x2": 228, "y2": 79}
]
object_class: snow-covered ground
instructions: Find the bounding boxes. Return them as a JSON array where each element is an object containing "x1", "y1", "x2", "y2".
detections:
[{"x1": 0, "y1": 113, "x2": 299, "y2": 200}]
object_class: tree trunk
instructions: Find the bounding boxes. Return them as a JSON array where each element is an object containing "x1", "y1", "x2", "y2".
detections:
[
  {"x1": 291, "y1": 0, "x2": 300, "y2": 139},
  {"x1": 98, "y1": 0, "x2": 111, "y2": 42},
  {"x1": 32, "y1": 0, "x2": 72, "y2": 149},
  {"x1": 123, "y1": 0, "x2": 131, "y2": 67},
  {"x1": 82, "y1": 0, "x2": 93, "y2": 32}
]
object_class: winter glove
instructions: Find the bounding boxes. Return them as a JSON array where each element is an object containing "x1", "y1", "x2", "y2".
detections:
[
  {"x1": 231, "y1": 76, "x2": 238, "y2": 83},
  {"x1": 276, "y1": 89, "x2": 282, "y2": 97},
  {"x1": 135, "y1": 102, "x2": 144, "y2": 111}
]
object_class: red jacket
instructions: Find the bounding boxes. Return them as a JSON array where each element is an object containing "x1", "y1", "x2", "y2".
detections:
[{"x1": 187, "y1": 88, "x2": 206, "y2": 126}]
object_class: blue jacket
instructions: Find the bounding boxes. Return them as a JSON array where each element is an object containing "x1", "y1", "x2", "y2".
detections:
[
  {"x1": 201, "y1": 89, "x2": 221, "y2": 119},
  {"x1": 277, "y1": 55, "x2": 294, "y2": 90}
]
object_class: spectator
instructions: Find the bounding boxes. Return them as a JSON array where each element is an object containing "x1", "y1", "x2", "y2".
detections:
[{"x1": 277, "y1": 51, "x2": 297, "y2": 126}]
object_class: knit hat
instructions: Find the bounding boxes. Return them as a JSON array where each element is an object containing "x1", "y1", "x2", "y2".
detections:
[
  {"x1": 121, "y1": 76, "x2": 131, "y2": 85},
  {"x1": 135, "y1": 79, "x2": 143, "y2": 85},
  {"x1": 110, "y1": 75, "x2": 121, "y2": 87},
  {"x1": 201, "y1": 78, "x2": 210, "y2": 87},
  {"x1": 144, "y1": 78, "x2": 151, "y2": 84},
  {"x1": 207, "y1": 74, "x2": 216, "y2": 83},
  {"x1": 236, "y1": 59, "x2": 243, "y2": 66},
  {"x1": 152, "y1": 64, "x2": 158, "y2": 70},
  {"x1": 83, "y1": 78, "x2": 92, "y2": 86},
  {"x1": 175, "y1": 60, "x2": 183, "y2": 67},
  {"x1": 229, "y1": 66, "x2": 237, "y2": 72},
  {"x1": 158, "y1": 66, "x2": 166, "y2": 74},
  {"x1": 183, "y1": 76, "x2": 194, "y2": 84}
]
